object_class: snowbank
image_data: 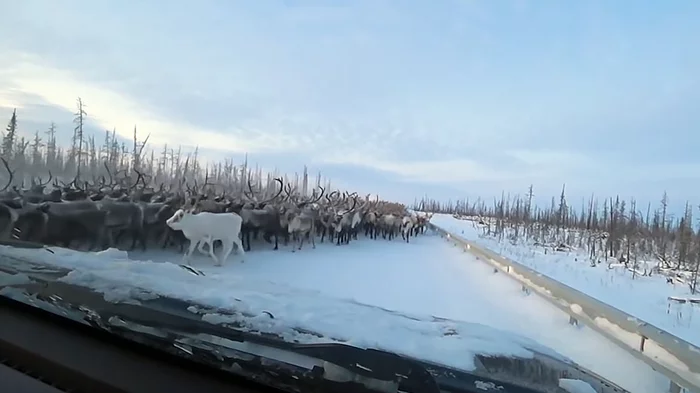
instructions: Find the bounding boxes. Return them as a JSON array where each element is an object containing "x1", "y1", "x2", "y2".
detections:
[
  {"x1": 431, "y1": 213, "x2": 700, "y2": 349},
  {"x1": 0, "y1": 243, "x2": 566, "y2": 372}
]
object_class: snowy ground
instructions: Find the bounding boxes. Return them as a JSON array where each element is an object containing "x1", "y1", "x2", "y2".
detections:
[
  {"x1": 0, "y1": 232, "x2": 671, "y2": 392},
  {"x1": 430, "y1": 213, "x2": 700, "y2": 350}
]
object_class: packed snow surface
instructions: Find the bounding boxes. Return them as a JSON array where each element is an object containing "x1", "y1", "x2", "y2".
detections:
[
  {"x1": 559, "y1": 378, "x2": 597, "y2": 393},
  {"x1": 0, "y1": 233, "x2": 668, "y2": 392},
  {"x1": 430, "y1": 213, "x2": 700, "y2": 349}
]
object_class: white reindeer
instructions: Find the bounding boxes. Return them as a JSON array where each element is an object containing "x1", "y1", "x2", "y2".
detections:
[
  {"x1": 287, "y1": 203, "x2": 318, "y2": 251},
  {"x1": 166, "y1": 209, "x2": 245, "y2": 266},
  {"x1": 400, "y1": 215, "x2": 414, "y2": 242}
]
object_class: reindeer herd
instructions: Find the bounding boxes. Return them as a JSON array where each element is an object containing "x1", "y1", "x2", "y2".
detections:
[{"x1": 0, "y1": 158, "x2": 434, "y2": 266}]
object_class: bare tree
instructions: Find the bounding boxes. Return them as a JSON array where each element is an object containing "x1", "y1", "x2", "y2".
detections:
[
  {"x1": 72, "y1": 97, "x2": 88, "y2": 175},
  {"x1": 416, "y1": 189, "x2": 700, "y2": 279},
  {"x1": 30, "y1": 131, "x2": 44, "y2": 170},
  {"x1": 2, "y1": 109, "x2": 17, "y2": 159},
  {"x1": 45, "y1": 122, "x2": 57, "y2": 169}
]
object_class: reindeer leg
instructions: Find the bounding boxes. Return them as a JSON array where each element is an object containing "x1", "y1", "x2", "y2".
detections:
[
  {"x1": 197, "y1": 238, "x2": 209, "y2": 255},
  {"x1": 128, "y1": 227, "x2": 141, "y2": 251},
  {"x1": 262, "y1": 231, "x2": 272, "y2": 244},
  {"x1": 233, "y1": 236, "x2": 245, "y2": 262},
  {"x1": 113, "y1": 229, "x2": 125, "y2": 248},
  {"x1": 106, "y1": 229, "x2": 116, "y2": 249},
  {"x1": 140, "y1": 230, "x2": 148, "y2": 252},
  {"x1": 178, "y1": 235, "x2": 186, "y2": 253},
  {"x1": 160, "y1": 228, "x2": 170, "y2": 249},
  {"x1": 207, "y1": 240, "x2": 221, "y2": 266},
  {"x1": 244, "y1": 230, "x2": 251, "y2": 251},
  {"x1": 219, "y1": 241, "x2": 234, "y2": 266},
  {"x1": 87, "y1": 229, "x2": 99, "y2": 251},
  {"x1": 207, "y1": 248, "x2": 219, "y2": 266},
  {"x1": 183, "y1": 240, "x2": 198, "y2": 263}
]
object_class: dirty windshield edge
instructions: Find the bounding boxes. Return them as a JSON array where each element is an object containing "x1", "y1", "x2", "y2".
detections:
[{"x1": 0, "y1": 249, "x2": 548, "y2": 393}]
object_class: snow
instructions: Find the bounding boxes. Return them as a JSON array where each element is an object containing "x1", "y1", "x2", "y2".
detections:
[
  {"x1": 0, "y1": 270, "x2": 32, "y2": 286},
  {"x1": 592, "y1": 316, "x2": 698, "y2": 383},
  {"x1": 430, "y1": 213, "x2": 700, "y2": 349},
  {"x1": 559, "y1": 378, "x2": 597, "y2": 393},
  {"x1": 0, "y1": 233, "x2": 670, "y2": 392}
]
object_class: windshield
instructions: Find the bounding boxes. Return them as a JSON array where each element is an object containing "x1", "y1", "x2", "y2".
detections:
[{"x1": 1, "y1": 2, "x2": 698, "y2": 393}]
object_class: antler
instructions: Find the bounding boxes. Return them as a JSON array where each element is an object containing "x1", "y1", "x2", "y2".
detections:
[{"x1": 0, "y1": 158, "x2": 14, "y2": 192}]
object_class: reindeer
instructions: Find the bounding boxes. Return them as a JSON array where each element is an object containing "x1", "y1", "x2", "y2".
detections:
[
  {"x1": 285, "y1": 186, "x2": 325, "y2": 251},
  {"x1": 166, "y1": 208, "x2": 245, "y2": 266},
  {"x1": 0, "y1": 133, "x2": 431, "y2": 259},
  {"x1": 237, "y1": 177, "x2": 285, "y2": 251},
  {"x1": 332, "y1": 194, "x2": 359, "y2": 245}
]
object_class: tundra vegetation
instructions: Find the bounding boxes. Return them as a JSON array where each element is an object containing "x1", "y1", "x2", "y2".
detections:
[
  {"x1": 0, "y1": 101, "x2": 434, "y2": 267},
  {"x1": 414, "y1": 184, "x2": 700, "y2": 296}
]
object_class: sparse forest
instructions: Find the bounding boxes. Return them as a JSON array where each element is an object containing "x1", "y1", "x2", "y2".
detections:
[
  {"x1": 414, "y1": 184, "x2": 700, "y2": 295},
  {"x1": 1, "y1": 99, "x2": 333, "y2": 199}
]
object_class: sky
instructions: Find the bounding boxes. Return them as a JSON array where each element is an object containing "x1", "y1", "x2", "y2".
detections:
[{"x1": 1, "y1": 0, "x2": 699, "y2": 214}]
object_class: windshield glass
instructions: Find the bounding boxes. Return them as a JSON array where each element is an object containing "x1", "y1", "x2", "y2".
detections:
[{"x1": 1, "y1": 2, "x2": 698, "y2": 393}]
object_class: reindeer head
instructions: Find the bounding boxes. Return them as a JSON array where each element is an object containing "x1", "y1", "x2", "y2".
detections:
[{"x1": 166, "y1": 209, "x2": 190, "y2": 230}]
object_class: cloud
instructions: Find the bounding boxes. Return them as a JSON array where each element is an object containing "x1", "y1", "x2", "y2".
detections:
[
  {"x1": 1, "y1": 0, "x2": 700, "y2": 213},
  {"x1": 1, "y1": 57, "x2": 297, "y2": 155},
  {"x1": 319, "y1": 151, "x2": 515, "y2": 184}
]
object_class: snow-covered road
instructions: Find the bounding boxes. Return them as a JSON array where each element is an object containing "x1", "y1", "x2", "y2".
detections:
[{"x1": 0, "y1": 231, "x2": 668, "y2": 392}]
